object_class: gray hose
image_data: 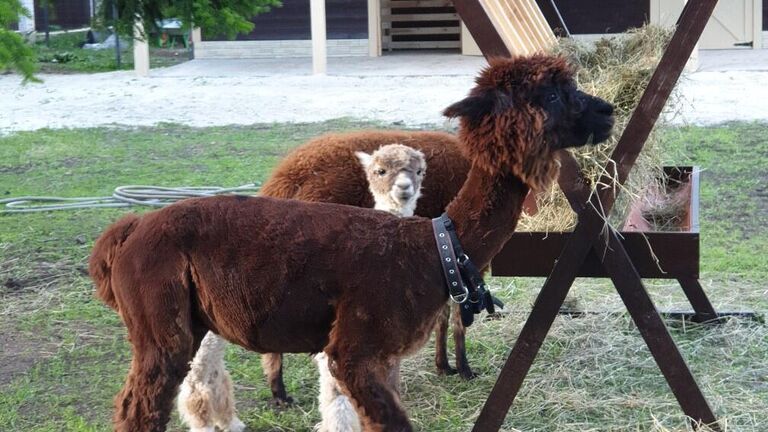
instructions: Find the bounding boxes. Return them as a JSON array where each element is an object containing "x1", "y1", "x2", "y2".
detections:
[{"x1": 0, "y1": 184, "x2": 261, "y2": 213}]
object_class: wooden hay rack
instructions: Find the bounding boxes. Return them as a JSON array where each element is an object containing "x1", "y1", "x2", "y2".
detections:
[{"x1": 451, "y1": 0, "x2": 730, "y2": 429}]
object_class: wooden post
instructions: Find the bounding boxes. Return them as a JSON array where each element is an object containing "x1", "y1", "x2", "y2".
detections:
[
  {"x1": 133, "y1": 20, "x2": 150, "y2": 76},
  {"x1": 310, "y1": 0, "x2": 327, "y2": 74},
  {"x1": 190, "y1": 27, "x2": 203, "y2": 58},
  {"x1": 367, "y1": 0, "x2": 381, "y2": 56}
]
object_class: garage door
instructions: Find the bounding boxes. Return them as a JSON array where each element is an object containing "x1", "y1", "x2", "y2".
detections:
[{"x1": 652, "y1": 0, "x2": 761, "y2": 49}]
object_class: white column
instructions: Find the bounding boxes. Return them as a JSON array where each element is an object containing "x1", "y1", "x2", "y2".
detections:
[
  {"x1": 133, "y1": 21, "x2": 150, "y2": 76},
  {"x1": 191, "y1": 27, "x2": 202, "y2": 45},
  {"x1": 751, "y1": 0, "x2": 762, "y2": 49},
  {"x1": 310, "y1": 0, "x2": 327, "y2": 74},
  {"x1": 18, "y1": 0, "x2": 36, "y2": 33},
  {"x1": 367, "y1": 0, "x2": 381, "y2": 56},
  {"x1": 191, "y1": 27, "x2": 202, "y2": 58}
]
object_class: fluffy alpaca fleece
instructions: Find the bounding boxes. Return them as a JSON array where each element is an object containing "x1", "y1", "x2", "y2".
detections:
[
  {"x1": 314, "y1": 353, "x2": 362, "y2": 432},
  {"x1": 90, "y1": 55, "x2": 614, "y2": 431},
  {"x1": 354, "y1": 144, "x2": 426, "y2": 216},
  {"x1": 257, "y1": 131, "x2": 477, "y2": 404},
  {"x1": 178, "y1": 145, "x2": 426, "y2": 432},
  {"x1": 177, "y1": 333, "x2": 245, "y2": 432},
  {"x1": 314, "y1": 144, "x2": 425, "y2": 432}
]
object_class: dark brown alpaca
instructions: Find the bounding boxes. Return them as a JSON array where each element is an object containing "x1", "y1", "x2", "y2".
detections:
[
  {"x1": 90, "y1": 55, "x2": 614, "y2": 431},
  {"x1": 258, "y1": 130, "x2": 475, "y2": 405}
]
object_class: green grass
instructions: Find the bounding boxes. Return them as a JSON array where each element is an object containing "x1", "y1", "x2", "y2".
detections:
[
  {"x1": 661, "y1": 122, "x2": 768, "y2": 281},
  {"x1": 0, "y1": 121, "x2": 766, "y2": 431},
  {"x1": 32, "y1": 30, "x2": 189, "y2": 74}
]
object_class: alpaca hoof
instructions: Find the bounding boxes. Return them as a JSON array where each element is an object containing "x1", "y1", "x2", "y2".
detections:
[
  {"x1": 436, "y1": 365, "x2": 458, "y2": 376},
  {"x1": 458, "y1": 368, "x2": 478, "y2": 380},
  {"x1": 224, "y1": 417, "x2": 246, "y2": 432},
  {"x1": 268, "y1": 396, "x2": 294, "y2": 409}
]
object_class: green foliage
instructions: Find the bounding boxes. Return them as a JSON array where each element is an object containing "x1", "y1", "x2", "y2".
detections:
[
  {"x1": 101, "y1": 0, "x2": 281, "y2": 41},
  {"x1": 32, "y1": 30, "x2": 188, "y2": 73},
  {"x1": 0, "y1": 0, "x2": 38, "y2": 82}
]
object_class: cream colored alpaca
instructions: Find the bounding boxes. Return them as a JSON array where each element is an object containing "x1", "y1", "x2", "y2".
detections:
[
  {"x1": 177, "y1": 333, "x2": 245, "y2": 432},
  {"x1": 178, "y1": 144, "x2": 425, "y2": 432},
  {"x1": 314, "y1": 144, "x2": 426, "y2": 432}
]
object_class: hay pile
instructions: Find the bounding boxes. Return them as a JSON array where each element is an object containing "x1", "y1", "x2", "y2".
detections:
[{"x1": 518, "y1": 25, "x2": 676, "y2": 232}]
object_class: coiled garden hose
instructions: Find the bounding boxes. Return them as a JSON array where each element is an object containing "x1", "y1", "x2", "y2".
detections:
[{"x1": 0, "y1": 184, "x2": 261, "y2": 213}]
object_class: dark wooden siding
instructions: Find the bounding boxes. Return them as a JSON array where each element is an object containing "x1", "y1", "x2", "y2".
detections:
[
  {"x1": 549, "y1": 0, "x2": 649, "y2": 34},
  {"x1": 34, "y1": 0, "x2": 91, "y2": 30},
  {"x1": 208, "y1": 0, "x2": 367, "y2": 41},
  {"x1": 763, "y1": 2, "x2": 767, "y2": 30}
]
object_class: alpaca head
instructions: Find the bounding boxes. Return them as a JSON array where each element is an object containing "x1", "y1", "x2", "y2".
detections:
[
  {"x1": 355, "y1": 144, "x2": 427, "y2": 216},
  {"x1": 443, "y1": 55, "x2": 615, "y2": 189}
]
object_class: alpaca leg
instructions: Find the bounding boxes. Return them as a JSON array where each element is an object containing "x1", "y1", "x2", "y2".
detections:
[
  {"x1": 451, "y1": 303, "x2": 476, "y2": 380},
  {"x1": 333, "y1": 358, "x2": 411, "y2": 432},
  {"x1": 262, "y1": 353, "x2": 293, "y2": 407},
  {"x1": 315, "y1": 353, "x2": 362, "y2": 432},
  {"x1": 178, "y1": 332, "x2": 245, "y2": 432},
  {"x1": 211, "y1": 361, "x2": 245, "y2": 432},
  {"x1": 113, "y1": 339, "x2": 195, "y2": 431},
  {"x1": 433, "y1": 304, "x2": 456, "y2": 376},
  {"x1": 386, "y1": 358, "x2": 401, "y2": 397}
]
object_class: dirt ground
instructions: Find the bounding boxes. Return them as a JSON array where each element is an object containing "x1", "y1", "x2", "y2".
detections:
[{"x1": 2, "y1": 51, "x2": 768, "y2": 134}]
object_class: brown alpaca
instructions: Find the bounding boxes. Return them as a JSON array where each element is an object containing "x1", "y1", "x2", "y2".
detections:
[
  {"x1": 90, "y1": 55, "x2": 614, "y2": 432},
  {"x1": 258, "y1": 130, "x2": 476, "y2": 405}
]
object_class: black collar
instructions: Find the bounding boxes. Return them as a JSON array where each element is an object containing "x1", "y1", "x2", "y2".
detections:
[{"x1": 431, "y1": 213, "x2": 502, "y2": 327}]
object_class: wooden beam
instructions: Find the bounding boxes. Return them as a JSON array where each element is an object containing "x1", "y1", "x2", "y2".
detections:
[
  {"x1": 535, "y1": 0, "x2": 568, "y2": 36},
  {"x1": 453, "y1": 0, "x2": 511, "y2": 58},
  {"x1": 470, "y1": 0, "x2": 721, "y2": 430},
  {"x1": 368, "y1": 0, "x2": 381, "y2": 56},
  {"x1": 133, "y1": 21, "x2": 149, "y2": 77},
  {"x1": 310, "y1": 0, "x2": 327, "y2": 74}
]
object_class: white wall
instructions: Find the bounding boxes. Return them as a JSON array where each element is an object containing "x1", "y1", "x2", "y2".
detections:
[{"x1": 18, "y1": 0, "x2": 35, "y2": 33}]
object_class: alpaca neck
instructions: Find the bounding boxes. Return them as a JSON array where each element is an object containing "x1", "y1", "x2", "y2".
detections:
[{"x1": 445, "y1": 163, "x2": 529, "y2": 270}]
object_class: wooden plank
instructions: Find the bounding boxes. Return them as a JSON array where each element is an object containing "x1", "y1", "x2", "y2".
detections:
[
  {"x1": 453, "y1": 0, "x2": 511, "y2": 57},
  {"x1": 491, "y1": 231, "x2": 699, "y2": 279},
  {"x1": 386, "y1": 40, "x2": 461, "y2": 48},
  {"x1": 496, "y1": 0, "x2": 537, "y2": 53},
  {"x1": 522, "y1": 0, "x2": 557, "y2": 49},
  {"x1": 678, "y1": 278, "x2": 719, "y2": 323},
  {"x1": 381, "y1": 13, "x2": 459, "y2": 21},
  {"x1": 471, "y1": 203, "x2": 601, "y2": 432},
  {"x1": 483, "y1": 0, "x2": 530, "y2": 54},
  {"x1": 600, "y1": 230, "x2": 719, "y2": 428},
  {"x1": 471, "y1": 1, "x2": 720, "y2": 430},
  {"x1": 382, "y1": 0, "x2": 452, "y2": 7},
  {"x1": 536, "y1": 0, "x2": 571, "y2": 37},
  {"x1": 389, "y1": 26, "x2": 460, "y2": 34},
  {"x1": 534, "y1": 0, "x2": 568, "y2": 36},
  {"x1": 506, "y1": 0, "x2": 544, "y2": 52}
]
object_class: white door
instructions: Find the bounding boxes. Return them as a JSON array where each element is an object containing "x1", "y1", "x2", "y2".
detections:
[{"x1": 651, "y1": 0, "x2": 762, "y2": 49}]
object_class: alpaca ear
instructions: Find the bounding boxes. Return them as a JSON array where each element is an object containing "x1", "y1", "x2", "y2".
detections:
[
  {"x1": 443, "y1": 91, "x2": 507, "y2": 124},
  {"x1": 412, "y1": 148, "x2": 426, "y2": 163},
  {"x1": 355, "y1": 151, "x2": 373, "y2": 168}
]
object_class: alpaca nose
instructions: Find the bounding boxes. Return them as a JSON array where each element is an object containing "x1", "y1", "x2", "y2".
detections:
[
  {"x1": 395, "y1": 177, "x2": 412, "y2": 191},
  {"x1": 593, "y1": 97, "x2": 614, "y2": 116}
]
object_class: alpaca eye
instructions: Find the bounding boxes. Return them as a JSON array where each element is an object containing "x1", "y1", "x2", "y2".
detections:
[
  {"x1": 376, "y1": 169, "x2": 387, "y2": 176},
  {"x1": 547, "y1": 92, "x2": 560, "y2": 103},
  {"x1": 417, "y1": 169, "x2": 423, "y2": 176}
]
